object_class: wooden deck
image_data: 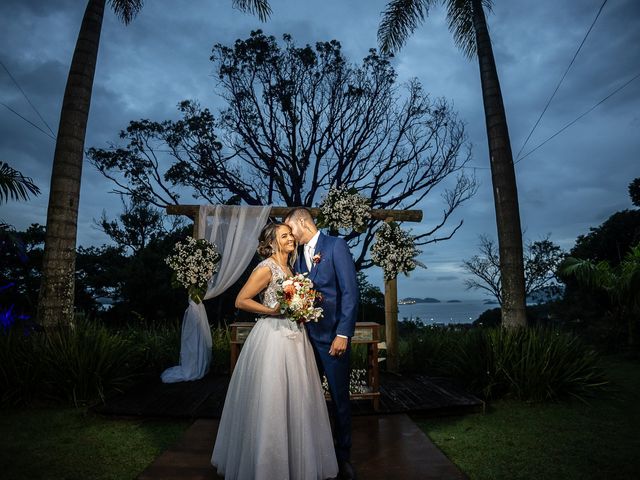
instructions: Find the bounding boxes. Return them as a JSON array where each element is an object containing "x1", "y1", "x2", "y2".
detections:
[
  {"x1": 137, "y1": 414, "x2": 468, "y2": 480},
  {"x1": 94, "y1": 371, "x2": 482, "y2": 419}
]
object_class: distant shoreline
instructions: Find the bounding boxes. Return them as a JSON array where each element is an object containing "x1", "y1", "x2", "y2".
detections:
[{"x1": 398, "y1": 297, "x2": 466, "y2": 305}]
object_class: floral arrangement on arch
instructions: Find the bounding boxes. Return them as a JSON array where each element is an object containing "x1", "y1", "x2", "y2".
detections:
[
  {"x1": 370, "y1": 221, "x2": 425, "y2": 281},
  {"x1": 165, "y1": 236, "x2": 221, "y2": 304},
  {"x1": 317, "y1": 185, "x2": 371, "y2": 233}
]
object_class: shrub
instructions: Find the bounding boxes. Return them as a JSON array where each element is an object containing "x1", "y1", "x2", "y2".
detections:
[
  {"x1": 0, "y1": 329, "x2": 45, "y2": 405},
  {"x1": 121, "y1": 320, "x2": 181, "y2": 377},
  {"x1": 40, "y1": 319, "x2": 139, "y2": 405},
  {"x1": 397, "y1": 324, "x2": 607, "y2": 402}
]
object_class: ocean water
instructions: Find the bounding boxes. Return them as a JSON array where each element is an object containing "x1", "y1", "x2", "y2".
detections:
[{"x1": 398, "y1": 299, "x2": 498, "y2": 325}]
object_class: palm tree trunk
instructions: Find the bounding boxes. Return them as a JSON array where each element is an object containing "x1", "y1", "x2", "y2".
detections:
[
  {"x1": 38, "y1": 0, "x2": 106, "y2": 327},
  {"x1": 471, "y1": 0, "x2": 526, "y2": 328}
]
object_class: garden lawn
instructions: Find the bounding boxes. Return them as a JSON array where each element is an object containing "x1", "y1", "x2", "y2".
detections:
[
  {"x1": 0, "y1": 407, "x2": 190, "y2": 480},
  {"x1": 415, "y1": 356, "x2": 640, "y2": 480}
]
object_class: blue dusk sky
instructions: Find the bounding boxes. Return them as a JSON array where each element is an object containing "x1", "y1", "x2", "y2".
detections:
[{"x1": 1, "y1": 0, "x2": 638, "y2": 300}]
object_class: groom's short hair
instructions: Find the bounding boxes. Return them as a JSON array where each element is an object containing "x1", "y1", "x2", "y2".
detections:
[{"x1": 285, "y1": 207, "x2": 314, "y2": 224}]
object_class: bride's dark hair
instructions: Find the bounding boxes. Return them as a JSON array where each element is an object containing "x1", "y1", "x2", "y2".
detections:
[{"x1": 257, "y1": 222, "x2": 297, "y2": 265}]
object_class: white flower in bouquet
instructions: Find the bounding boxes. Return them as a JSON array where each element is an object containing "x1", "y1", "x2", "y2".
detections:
[
  {"x1": 317, "y1": 185, "x2": 371, "y2": 233},
  {"x1": 165, "y1": 236, "x2": 221, "y2": 303},
  {"x1": 276, "y1": 273, "x2": 323, "y2": 324},
  {"x1": 371, "y1": 221, "x2": 425, "y2": 280}
]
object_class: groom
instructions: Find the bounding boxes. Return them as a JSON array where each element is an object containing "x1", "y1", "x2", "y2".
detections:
[{"x1": 285, "y1": 208, "x2": 358, "y2": 480}]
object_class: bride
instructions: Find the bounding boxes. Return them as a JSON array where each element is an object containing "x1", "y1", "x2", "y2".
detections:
[{"x1": 211, "y1": 222, "x2": 338, "y2": 480}]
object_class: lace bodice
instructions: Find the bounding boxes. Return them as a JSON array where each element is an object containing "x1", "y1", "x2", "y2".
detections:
[{"x1": 254, "y1": 258, "x2": 289, "y2": 308}]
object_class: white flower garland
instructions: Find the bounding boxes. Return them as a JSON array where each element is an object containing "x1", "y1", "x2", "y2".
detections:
[
  {"x1": 322, "y1": 368, "x2": 370, "y2": 395},
  {"x1": 317, "y1": 186, "x2": 371, "y2": 233},
  {"x1": 165, "y1": 236, "x2": 221, "y2": 303},
  {"x1": 371, "y1": 221, "x2": 424, "y2": 280}
]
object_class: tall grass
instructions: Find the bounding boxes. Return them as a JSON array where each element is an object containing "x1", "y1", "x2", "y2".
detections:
[
  {"x1": 41, "y1": 321, "x2": 138, "y2": 404},
  {"x1": 0, "y1": 328, "x2": 44, "y2": 405},
  {"x1": 211, "y1": 326, "x2": 231, "y2": 374},
  {"x1": 0, "y1": 317, "x2": 233, "y2": 406},
  {"x1": 120, "y1": 321, "x2": 181, "y2": 377},
  {"x1": 398, "y1": 325, "x2": 607, "y2": 402}
]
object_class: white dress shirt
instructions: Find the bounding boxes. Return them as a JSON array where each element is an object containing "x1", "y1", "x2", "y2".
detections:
[{"x1": 304, "y1": 231, "x2": 321, "y2": 270}]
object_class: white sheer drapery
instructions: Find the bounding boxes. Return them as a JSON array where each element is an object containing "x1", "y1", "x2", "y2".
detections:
[{"x1": 161, "y1": 205, "x2": 272, "y2": 383}]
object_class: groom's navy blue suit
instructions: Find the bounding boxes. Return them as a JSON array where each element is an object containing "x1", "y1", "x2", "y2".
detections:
[{"x1": 295, "y1": 232, "x2": 358, "y2": 462}]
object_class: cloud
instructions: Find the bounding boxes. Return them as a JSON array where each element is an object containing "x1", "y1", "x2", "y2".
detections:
[{"x1": 1, "y1": 0, "x2": 638, "y2": 301}]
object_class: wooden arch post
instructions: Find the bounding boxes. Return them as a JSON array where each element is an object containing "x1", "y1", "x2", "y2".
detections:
[{"x1": 166, "y1": 204, "x2": 423, "y2": 374}]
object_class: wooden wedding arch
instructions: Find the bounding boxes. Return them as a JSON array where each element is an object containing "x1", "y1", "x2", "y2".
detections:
[{"x1": 167, "y1": 205, "x2": 423, "y2": 373}]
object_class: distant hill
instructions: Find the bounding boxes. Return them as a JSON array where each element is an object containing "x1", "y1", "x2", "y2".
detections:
[
  {"x1": 399, "y1": 297, "x2": 441, "y2": 304},
  {"x1": 446, "y1": 300, "x2": 461, "y2": 303}
]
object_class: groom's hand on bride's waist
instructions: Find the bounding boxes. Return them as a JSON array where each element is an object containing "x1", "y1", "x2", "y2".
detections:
[{"x1": 329, "y1": 336, "x2": 348, "y2": 356}]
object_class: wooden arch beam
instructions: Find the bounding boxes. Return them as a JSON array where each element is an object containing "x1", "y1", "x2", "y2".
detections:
[{"x1": 166, "y1": 204, "x2": 423, "y2": 223}]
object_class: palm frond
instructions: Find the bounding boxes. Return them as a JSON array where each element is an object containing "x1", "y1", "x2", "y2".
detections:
[
  {"x1": 109, "y1": 0, "x2": 144, "y2": 25},
  {"x1": 0, "y1": 162, "x2": 40, "y2": 204},
  {"x1": 378, "y1": 0, "x2": 436, "y2": 54},
  {"x1": 233, "y1": 0, "x2": 272, "y2": 22},
  {"x1": 559, "y1": 256, "x2": 613, "y2": 291},
  {"x1": 618, "y1": 244, "x2": 640, "y2": 309},
  {"x1": 445, "y1": 0, "x2": 493, "y2": 59}
]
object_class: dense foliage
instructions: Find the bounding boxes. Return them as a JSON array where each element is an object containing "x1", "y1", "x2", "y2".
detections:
[{"x1": 398, "y1": 323, "x2": 606, "y2": 402}]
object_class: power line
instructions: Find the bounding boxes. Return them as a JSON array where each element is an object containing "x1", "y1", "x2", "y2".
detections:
[
  {"x1": 0, "y1": 59, "x2": 56, "y2": 137},
  {"x1": 515, "y1": 71, "x2": 640, "y2": 164},
  {"x1": 515, "y1": 0, "x2": 609, "y2": 161},
  {"x1": 1, "y1": 102, "x2": 56, "y2": 141}
]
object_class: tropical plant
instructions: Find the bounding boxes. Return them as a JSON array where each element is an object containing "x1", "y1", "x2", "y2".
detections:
[
  {"x1": 0, "y1": 162, "x2": 40, "y2": 204},
  {"x1": 378, "y1": 0, "x2": 527, "y2": 328},
  {"x1": 38, "y1": 0, "x2": 272, "y2": 328},
  {"x1": 559, "y1": 244, "x2": 640, "y2": 348},
  {"x1": 629, "y1": 177, "x2": 640, "y2": 207}
]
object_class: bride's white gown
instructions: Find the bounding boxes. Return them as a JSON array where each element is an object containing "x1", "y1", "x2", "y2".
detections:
[{"x1": 211, "y1": 258, "x2": 339, "y2": 480}]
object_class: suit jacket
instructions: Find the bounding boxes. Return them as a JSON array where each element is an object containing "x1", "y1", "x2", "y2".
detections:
[{"x1": 295, "y1": 232, "x2": 359, "y2": 344}]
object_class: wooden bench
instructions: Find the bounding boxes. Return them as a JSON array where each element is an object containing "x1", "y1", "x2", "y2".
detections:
[{"x1": 229, "y1": 321, "x2": 381, "y2": 410}]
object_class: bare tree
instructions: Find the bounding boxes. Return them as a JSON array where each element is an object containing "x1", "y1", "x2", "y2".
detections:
[
  {"x1": 89, "y1": 31, "x2": 478, "y2": 269},
  {"x1": 463, "y1": 235, "x2": 565, "y2": 305}
]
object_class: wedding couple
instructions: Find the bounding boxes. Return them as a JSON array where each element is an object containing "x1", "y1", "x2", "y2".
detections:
[{"x1": 211, "y1": 208, "x2": 359, "y2": 480}]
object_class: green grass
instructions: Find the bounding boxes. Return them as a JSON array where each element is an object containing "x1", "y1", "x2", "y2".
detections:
[
  {"x1": 415, "y1": 356, "x2": 640, "y2": 480},
  {"x1": 1, "y1": 351, "x2": 637, "y2": 479},
  {"x1": 0, "y1": 407, "x2": 190, "y2": 480}
]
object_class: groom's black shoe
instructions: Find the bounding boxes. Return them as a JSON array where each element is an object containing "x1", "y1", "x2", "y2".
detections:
[{"x1": 338, "y1": 459, "x2": 356, "y2": 480}]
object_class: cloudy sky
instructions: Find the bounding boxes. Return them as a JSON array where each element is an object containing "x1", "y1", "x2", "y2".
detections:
[{"x1": 1, "y1": 0, "x2": 638, "y2": 301}]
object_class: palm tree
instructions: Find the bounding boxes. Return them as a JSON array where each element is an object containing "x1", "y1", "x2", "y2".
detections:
[
  {"x1": 0, "y1": 161, "x2": 40, "y2": 204},
  {"x1": 560, "y1": 245, "x2": 640, "y2": 348},
  {"x1": 38, "y1": 0, "x2": 272, "y2": 327},
  {"x1": 378, "y1": 0, "x2": 527, "y2": 328}
]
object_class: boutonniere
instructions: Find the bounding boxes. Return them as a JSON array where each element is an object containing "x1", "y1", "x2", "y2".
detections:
[{"x1": 312, "y1": 252, "x2": 322, "y2": 265}]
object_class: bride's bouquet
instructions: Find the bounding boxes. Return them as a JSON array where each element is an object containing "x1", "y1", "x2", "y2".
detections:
[
  {"x1": 165, "y1": 237, "x2": 221, "y2": 303},
  {"x1": 276, "y1": 273, "x2": 323, "y2": 323}
]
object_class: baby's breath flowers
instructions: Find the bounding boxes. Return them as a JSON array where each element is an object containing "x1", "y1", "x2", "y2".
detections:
[
  {"x1": 165, "y1": 236, "x2": 221, "y2": 303},
  {"x1": 317, "y1": 186, "x2": 371, "y2": 233},
  {"x1": 370, "y1": 221, "x2": 425, "y2": 280}
]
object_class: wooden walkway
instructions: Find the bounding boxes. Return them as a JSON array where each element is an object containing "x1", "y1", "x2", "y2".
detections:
[
  {"x1": 94, "y1": 371, "x2": 482, "y2": 419},
  {"x1": 137, "y1": 414, "x2": 468, "y2": 480}
]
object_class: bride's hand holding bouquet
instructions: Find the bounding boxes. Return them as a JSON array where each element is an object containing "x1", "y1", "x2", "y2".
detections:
[{"x1": 276, "y1": 273, "x2": 323, "y2": 323}]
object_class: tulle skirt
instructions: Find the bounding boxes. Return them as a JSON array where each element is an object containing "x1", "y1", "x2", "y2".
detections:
[{"x1": 211, "y1": 317, "x2": 338, "y2": 480}]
